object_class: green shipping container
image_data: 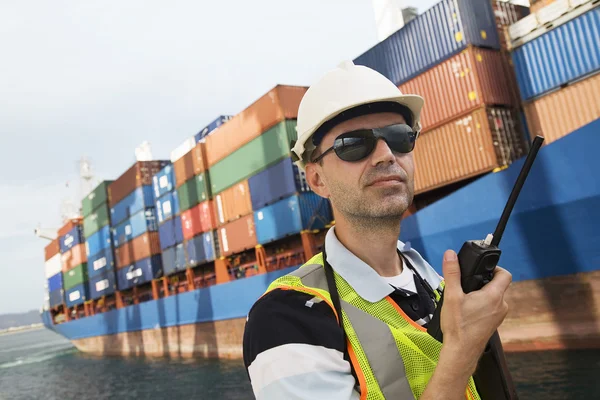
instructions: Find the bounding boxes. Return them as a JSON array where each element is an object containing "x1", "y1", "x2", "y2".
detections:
[
  {"x1": 83, "y1": 204, "x2": 110, "y2": 238},
  {"x1": 210, "y1": 120, "x2": 297, "y2": 194},
  {"x1": 177, "y1": 172, "x2": 211, "y2": 212},
  {"x1": 82, "y1": 181, "x2": 113, "y2": 217},
  {"x1": 63, "y1": 263, "x2": 89, "y2": 291}
]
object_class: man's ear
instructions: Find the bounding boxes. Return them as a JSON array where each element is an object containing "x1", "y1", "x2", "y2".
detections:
[{"x1": 305, "y1": 163, "x2": 330, "y2": 199}]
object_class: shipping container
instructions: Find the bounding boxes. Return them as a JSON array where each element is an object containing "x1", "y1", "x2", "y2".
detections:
[
  {"x1": 83, "y1": 204, "x2": 110, "y2": 238},
  {"x1": 156, "y1": 190, "x2": 180, "y2": 224},
  {"x1": 59, "y1": 225, "x2": 84, "y2": 254},
  {"x1": 185, "y1": 231, "x2": 217, "y2": 267},
  {"x1": 82, "y1": 181, "x2": 113, "y2": 218},
  {"x1": 61, "y1": 244, "x2": 87, "y2": 272},
  {"x1": 181, "y1": 201, "x2": 216, "y2": 240},
  {"x1": 116, "y1": 255, "x2": 163, "y2": 291},
  {"x1": 213, "y1": 180, "x2": 253, "y2": 226},
  {"x1": 217, "y1": 214, "x2": 257, "y2": 257},
  {"x1": 85, "y1": 225, "x2": 112, "y2": 258},
  {"x1": 158, "y1": 215, "x2": 184, "y2": 250},
  {"x1": 65, "y1": 283, "x2": 89, "y2": 308},
  {"x1": 511, "y1": 8, "x2": 600, "y2": 101},
  {"x1": 162, "y1": 243, "x2": 186, "y2": 276},
  {"x1": 115, "y1": 232, "x2": 161, "y2": 269},
  {"x1": 87, "y1": 247, "x2": 115, "y2": 279},
  {"x1": 524, "y1": 72, "x2": 600, "y2": 145},
  {"x1": 210, "y1": 120, "x2": 298, "y2": 194},
  {"x1": 191, "y1": 142, "x2": 209, "y2": 175},
  {"x1": 89, "y1": 270, "x2": 117, "y2": 300},
  {"x1": 44, "y1": 253, "x2": 62, "y2": 279},
  {"x1": 399, "y1": 47, "x2": 519, "y2": 132},
  {"x1": 58, "y1": 218, "x2": 83, "y2": 238},
  {"x1": 353, "y1": 0, "x2": 500, "y2": 86},
  {"x1": 48, "y1": 272, "x2": 63, "y2": 292},
  {"x1": 111, "y1": 208, "x2": 158, "y2": 248},
  {"x1": 195, "y1": 115, "x2": 233, "y2": 142},
  {"x1": 62, "y1": 263, "x2": 88, "y2": 291},
  {"x1": 176, "y1": 172, "x2": 211, "y2": 212},
  {"x1": 108, "y1": 161, "x2": 169, "y2": 207},
  {"x1": 248, "y1": 157, "x2": 310, "y2": 210},
  {"x1": 170, "y1": 137, "x2": 195, "y2": 163},
  {"x1": 413, "y1": 106, "x2": 527, "y2": 194},
  {"x1": 44, "y1": 238, "x2": 60, "y2": 261},
  {"x1": 49, "y1": 289, "x2": 63, "y2": 308},
  {"x1": 110, "y1": 185, "x2": 155, "y2": 226},
  {"x1": 173, "y1": 148, "x2": 195, "y2": 188},
  {"x1": 206, "y1": 85, "x2": 307, "y2": 167},
  {"x1": 152, "y1": 164, "x2": 175, "y2": 199},
  {"x1": 492, "y1": 0, "x2": 530, "y2": 49},
  {"x1": 254, "y1": 193, "x2": 333, "y2": 245}
]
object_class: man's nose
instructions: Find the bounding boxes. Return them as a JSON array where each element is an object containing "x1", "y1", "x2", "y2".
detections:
[{"x1": 370, "y1": 138, "x2": 396, "y2": 166}]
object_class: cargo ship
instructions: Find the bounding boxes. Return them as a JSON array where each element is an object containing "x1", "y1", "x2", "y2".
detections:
[{"x1": 40, "y1": 0, "x2": 600, "y2": 359}]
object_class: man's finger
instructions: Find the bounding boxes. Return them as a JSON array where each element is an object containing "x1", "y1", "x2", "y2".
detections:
[
  {"x1": 441, "y1": 250, "x2": 463, "y2": 296},
  {"x1": 484, "y1": 266, "x2": 512, "y2": 294}
]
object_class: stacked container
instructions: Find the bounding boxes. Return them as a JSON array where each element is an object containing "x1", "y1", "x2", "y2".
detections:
[
  {"x1": 109, "y1": 161, "x2": 168, "y2": 291},
  {"x1": 83, "y1": 181, "x2": 119, "y2": 301},
  {"x1": 59, "y1": 219, "x2": 89, "y2": 308},
  {"x1": 194, "y1": 115, "x2": 233, "y2": 143},
  {"x1": 508, "y1": 1, "x2": 600, "y2": 145},
  {"x1": 44, "y1": 238, "x2": 63, "y2": 308},
  {"x1": 352, "y1": 0, "x2": 529, "y2": 194}
]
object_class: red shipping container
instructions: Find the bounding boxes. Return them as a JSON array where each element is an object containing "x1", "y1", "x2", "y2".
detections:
[
  {"x1": 58, "y1": 218, "x2": 83, "y2": 237},
  {"x1": 115, "y1": 232, "x2": 161, "y2": 269},
  {"x1": 181, "y1": 201, "x2": 216, "y2": 240},
  {"x1": 217, "y1": 214, "x2": 257, "y2": 257},
  {"x1": 206, "y1": 85, "x2": 307, "y2": 167},
  {"x1": 399, "y1": 47, "x2": 519, "y2": 133},
  {"x1": 213, "y1": 180, "x2": 253, "y2": 226},
  {"x1": 108, "y1": 161, "x2": 169, "y2": 207},
  {"x1": 44, "y1": 238, "x2": 60, "y2": 261},
  {"x1": 61, "y1": 244, "x2": 87, "y2": 272}
]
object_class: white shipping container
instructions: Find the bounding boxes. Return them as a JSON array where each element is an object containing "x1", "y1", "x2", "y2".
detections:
[
  {"x1": 170, "y1": 137, "x2": 196, "y2": 163},
  {"x1": 44, "y1": 254, "x2": 63, "y2": 279}
]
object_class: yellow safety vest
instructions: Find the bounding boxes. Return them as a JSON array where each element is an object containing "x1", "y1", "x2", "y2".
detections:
[{"x1": 264, "y1": 253, "x2": 481, "y2": 400}]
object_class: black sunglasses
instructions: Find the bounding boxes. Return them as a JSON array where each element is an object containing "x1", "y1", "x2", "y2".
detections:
[{"x1": 311, "y1": 123, "x2": 417, "y2": 163}]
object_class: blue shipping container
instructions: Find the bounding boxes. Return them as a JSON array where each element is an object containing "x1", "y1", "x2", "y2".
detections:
[
  {"x1": 59, "y1": 225, "x2": 85, "y2": 254},
  {"x1": 153, "y1": 164, "x2": 175, "y2": 199},
  {"x1": 87, "y1": 247, "x2": 115, "y2": 279},
  {"x1": 65, "y1": 283, "x2": 89, "y2": 308},
  {"x1": 254, "y1": 193, "x2": 333, "y2": 245},
  {"x1": 156, "y1": 190, "x2": 180, "y2": 224},
  {"x1": 85, "y1": 225, "x2": 112, "y2": 258},
  {"x1": 48, "y1": 272, "x2": 63, "y2": 292},
  {"x1": 185, "y1": 231, "x2": 217, "y2": 267},
  {"x1": 195, "y1": 115, "x2": 233, "y2": 142},
  {"x1": 89, "y1": 270, "x2": 117, "y2": 300},
  {"x1": 248, "y1": 157, "x2": 310, "y2": 210},
  {"x1": 158, "y1": 215, "x2": 183, "y2": 250},
  {"x1": 353, "y1": 0, "x2": 499, "y2": 86},
  {"x1": 112, "y1": 208, "x2": 158, "y2": 247},
  {"x1": 110, "y1": 185, "x2": 155, "y2": 227},
  {"x1": 512, "y1": 9, "x2": 600, "y2": 101},
  {"x1": 116, "y1": 255, "x2": 163, "y2": 291},
  {"x1": 162, "y1": 244, "x2": 186, "y2": 276},
  {"x1": 49, "y1": 289, "x2": 63, "y2": 308}
]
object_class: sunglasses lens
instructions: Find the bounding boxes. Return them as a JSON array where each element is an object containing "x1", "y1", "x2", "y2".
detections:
[
  {"x1": 334, "y1": 133, "x2": 375, "y2": 162},
  {"x1": 384, "y1": 124, "x2": 416, "y2": 153}
]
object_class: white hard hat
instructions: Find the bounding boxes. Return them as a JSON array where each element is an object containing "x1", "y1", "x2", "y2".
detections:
[{"x1": 291, "y1": 60, "x2": 424, "y2": 171}]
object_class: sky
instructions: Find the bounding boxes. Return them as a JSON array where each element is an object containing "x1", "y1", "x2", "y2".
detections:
[{"x1": 0, "y1": 0, "x2": 442, "y2": 314}]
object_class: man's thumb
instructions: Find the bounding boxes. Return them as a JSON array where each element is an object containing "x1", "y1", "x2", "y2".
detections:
[{"x1": 442, "y1": 250, "x2": 462, "y2": 295}]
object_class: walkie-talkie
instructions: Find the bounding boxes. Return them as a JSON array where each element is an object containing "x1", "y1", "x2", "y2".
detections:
[{"x1": 427, "y1": 135, "x2": 545, "y2": 400}]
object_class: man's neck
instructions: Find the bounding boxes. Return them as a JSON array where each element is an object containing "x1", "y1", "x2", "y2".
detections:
[{"x1": 333, "y1": 216, "x2": 403, "y2": 277}]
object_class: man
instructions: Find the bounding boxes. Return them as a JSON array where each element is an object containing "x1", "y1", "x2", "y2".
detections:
[{"x1": 243, "y1": 60, "x2": 512, "y2": 400}]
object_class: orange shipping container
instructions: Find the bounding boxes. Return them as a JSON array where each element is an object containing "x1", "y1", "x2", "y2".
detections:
[
  {"x1": 174, "y1": 142, "x2": 209, "y2": 187},
  {"x1": 206, "y1": 85, "x2": 307, "y2": 167},
  {"x1": 413, "y1": 107, "x2": 526, "y2": 194},
  {"x1": 58, "y1": 218, "x2": 83, "y2": 237},
  {"x1": 108, "y1": 161, "x2": 168, "y2": 207},
  {"x1": 213, "y1": 180, "x2": 253, "y2": 226},
  {"x1": 61, "y1": 244, "x2": 87, "y2": 272},
  {"x1": 115, "y1": 232, "x2": 161, "y2": 269},
  {"x1": 191, "y1": 142, "x2": 208, "y2": 175},
  {"x1": 44, "y1": 238, "x2": 60, "y2": 261},
  {"x1": 524, "y1": 72, "x2": 600, "y2": 146},
  {"x1": 218, "y1": 214, "x2": 257, "y2": 257},
  {"x1": 399, "y1": 47, "x2": 519, "y2": 133}
]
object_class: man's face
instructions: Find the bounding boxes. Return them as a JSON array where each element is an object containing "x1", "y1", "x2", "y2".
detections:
[{"x1": 305, "y1": 112, "x2": 415, "y2": 222}]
